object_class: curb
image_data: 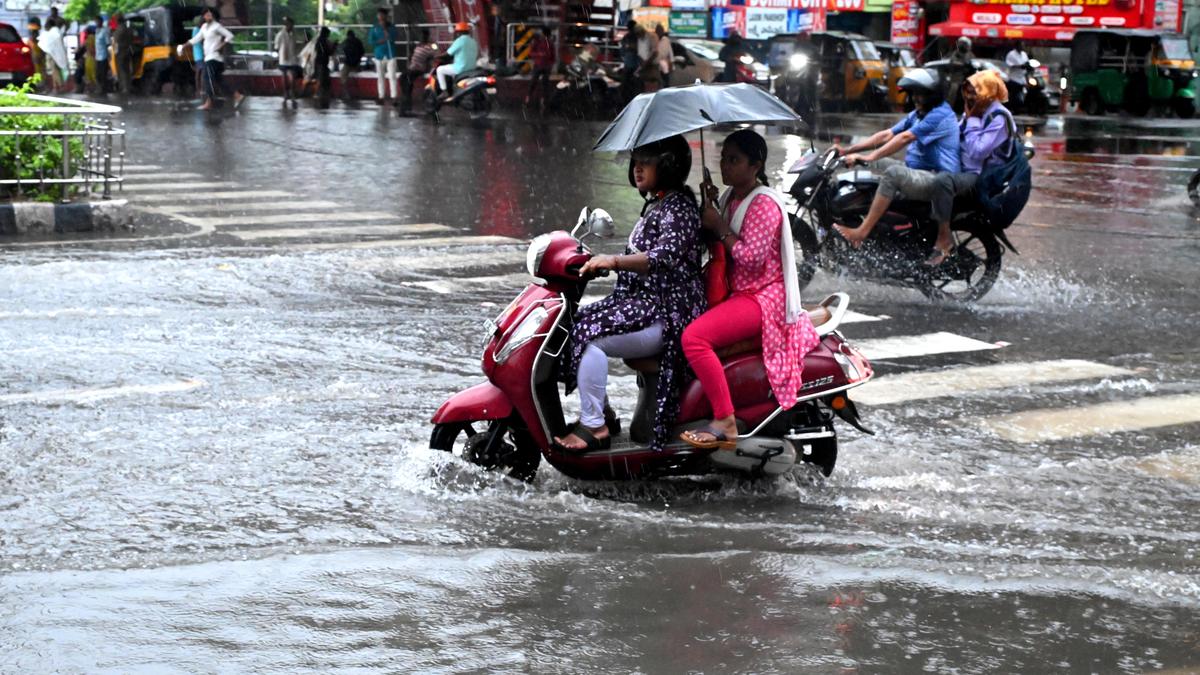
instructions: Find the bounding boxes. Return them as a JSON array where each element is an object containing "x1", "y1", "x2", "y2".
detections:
[{"x1": 0, "y1": 200, "x2": 131, "y2": 236}]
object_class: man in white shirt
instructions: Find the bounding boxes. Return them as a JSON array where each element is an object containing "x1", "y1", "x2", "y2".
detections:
[
  {"x1": 274, "y1": 16, "x2": 302, "y2": 106},
  {"x1": 1004, "y1": 41, "x2": 1030, "y2": 108},
  {"x1": 179, "y1": 7, "x2": 245, "y2": 110}
]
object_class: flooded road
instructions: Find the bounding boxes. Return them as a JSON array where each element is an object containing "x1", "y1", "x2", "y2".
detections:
[{"x1": 1, "y1": 103, "x2": 1198, "y2": 672}]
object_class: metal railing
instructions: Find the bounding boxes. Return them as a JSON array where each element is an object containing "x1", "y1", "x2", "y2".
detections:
[
  {"x1": 226, "y1": 23, "x2": 465, "y2": 70},
  {"x1": 0, "y1": 92, "x2": 125, "y2": 202}
]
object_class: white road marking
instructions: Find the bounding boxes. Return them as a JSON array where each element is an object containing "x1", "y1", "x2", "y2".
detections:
[
  {"x1": 190, "y1": 211, "x2": 400, "y2": 228},
  {"x1": 404, "y1": 272, "x2": 531, "y2": 293},
  {"x1": 159, "y1": 200, "x2": 343, "y2": 214},
  {"x1": 852, "y1": 359, "x2": 1136, "y2": 406},
  {"x1": 122, "y1": 172, "x2": 205, "y2": 181},
  {"x1": 121, "y1": 164, "x2": 164, "y2": 172},
  {"x1": 982, "y1": 394, "x2": 1200, "y2": 443},
  {"x1": 231, "y1": 223, "x2": 453, "y2": 241},
  {"x1": 0, "y1": 379, "x2": 205, "y2": 406},
  {"x1": 284, "y1": 235, "x2": 524, "y2": 251},
  {"x1": 382, "y1": 251, "x2": 526, "y2": 272},
  {"x1": 852, "y1": 331, "x2": 1004, "y2": 361},
  {"x1": 131, "y1": 190, "x2": 296, "y2": 203},
  {"x1": 123, "y1": 182, "x2": 241, "y2": 191}
]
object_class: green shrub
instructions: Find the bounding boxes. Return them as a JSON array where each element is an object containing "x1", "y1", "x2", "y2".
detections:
[{"x1": 0, "y1": 77, "x2": 86, "y2": 202}]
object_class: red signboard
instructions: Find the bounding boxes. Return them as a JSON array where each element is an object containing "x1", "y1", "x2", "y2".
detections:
[{"x1": 891, "y1": 0, "x2": 923, "y2": 52}]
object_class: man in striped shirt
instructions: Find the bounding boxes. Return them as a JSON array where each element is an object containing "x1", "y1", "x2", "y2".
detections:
[{"x1": 400, "y1": 30, "x2": 437, "y2": 115}]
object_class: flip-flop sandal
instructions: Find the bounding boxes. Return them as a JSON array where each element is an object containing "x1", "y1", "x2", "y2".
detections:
[
  {"x1": 566, "y1": 409, "x2": 622, "y2": 438},
  {"x1": 680, "y1": 425, "x2": 738, "y2": 451},
  {"x1": 553, "y1": 424, "x2": 612, "y2": 453}
]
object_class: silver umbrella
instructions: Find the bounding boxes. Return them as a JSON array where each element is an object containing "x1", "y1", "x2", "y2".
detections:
[{"x1": 592, "y1": 83, "x2": 803, "y2": 154}]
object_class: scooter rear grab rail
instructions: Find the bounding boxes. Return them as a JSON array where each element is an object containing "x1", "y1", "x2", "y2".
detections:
[{"x1": 814, "y1": 292, "x2": 850, "y2": 336}]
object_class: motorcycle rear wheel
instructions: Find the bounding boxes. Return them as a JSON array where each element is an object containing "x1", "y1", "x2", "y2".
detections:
[
  {"x1": 429, "y1": 421, "x2": 540, "y2": 481},
  {"x1": 919, "y1": 228, "x2": 1002, "y2": 304}
]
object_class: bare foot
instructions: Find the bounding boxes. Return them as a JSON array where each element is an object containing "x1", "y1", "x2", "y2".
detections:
[
  {"x1": 832, "y1": 224, "x2": 868, "y2": 248},
  {"x1": 554, "y1": 424, "x2": 608, "y2": 451}
]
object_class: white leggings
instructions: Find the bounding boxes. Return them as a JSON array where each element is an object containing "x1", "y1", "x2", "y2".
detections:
[
  {"x1": 577, "y1": 322, "x2": 664, "y2": 428},
  {"x1": 376, "y1": 57, "x2": 398, "y2": 99},
  {"x1": 436, "y1": 64, "x2": 458, "y2": 92}
]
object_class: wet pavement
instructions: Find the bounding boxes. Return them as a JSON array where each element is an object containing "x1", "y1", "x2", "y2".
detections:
[{"x1": 1, "y1": 98, "x2": 1198, "y2": 672}]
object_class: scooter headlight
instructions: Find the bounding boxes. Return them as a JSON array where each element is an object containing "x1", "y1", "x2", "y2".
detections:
[
  {"x1": 526, "y1": 234, "x2": 552, "y2": 283},
  {"x1": 1027, "y1": 77, "x2": 1038, "y2": 87},
  {"x1": 495, "y1": 306, "x2": 550, "y2": 363},
  {"x1": 789, "y1": 53, "x2": 809, "y2": 71},
  {"x1": 739, "y1": 54, "x2": 754, "y2": 65}
]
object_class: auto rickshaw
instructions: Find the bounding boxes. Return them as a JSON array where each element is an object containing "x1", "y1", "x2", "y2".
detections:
[
  {"x1": 873, "y1": 40, "x2": 916, "y2": 110},
  {"x1": 1070, "y1": 29, "x2": 1198, "y2": 118},
  {"x1": 113, "y1": 6, "x2": 206, "y2": 94},
  {"x1": 768, "y1": 31, "x2": 886, "y2": 113}
]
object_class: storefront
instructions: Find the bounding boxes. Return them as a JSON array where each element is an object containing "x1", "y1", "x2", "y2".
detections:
[{"x1": 927, "y1": 0, "x2": 1186, "y2": 43}]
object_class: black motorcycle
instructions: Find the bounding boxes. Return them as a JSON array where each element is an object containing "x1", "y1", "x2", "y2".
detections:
[
  {"x1": 1008, "y1": 61, "x2": 1049, "y2": 117},
  {"x1": 551, "y1": 54, "x2": 623, "y2": 118},
  {"x1": 787, "y1": 148, "x2": 1019, "y2": 303}
]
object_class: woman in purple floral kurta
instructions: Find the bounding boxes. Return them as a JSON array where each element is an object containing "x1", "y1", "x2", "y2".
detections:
[{"x1": 557, "y1": 135, "x2": 706, "y2": 451}]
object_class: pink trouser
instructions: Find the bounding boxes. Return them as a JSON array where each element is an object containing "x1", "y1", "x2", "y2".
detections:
[{"x1": 681, "y1": 294, "x2": 762, "y2": 420}]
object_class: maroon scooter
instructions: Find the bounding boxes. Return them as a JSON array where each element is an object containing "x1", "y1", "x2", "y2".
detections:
[{"x1": 429, "y1": 208, "x2": 875, "y2": 482}]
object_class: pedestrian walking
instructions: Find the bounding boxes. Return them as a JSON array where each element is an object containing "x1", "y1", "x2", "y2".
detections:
[
  {"x1": 274, "y1": 16, "x2": 302, "y2": 106},
  {"x1": 654, "y1": 24, "x2": 673, "y2": 90},
  {"x1": 368, "y1": 8, "x2": 400, "y2": 105},
  {"x1": 44, "y1": 7, "x2": 63, "y2": 30},
  {"x1": 37, "y1": 23, "x2": 68, "y2": 92},
  {"x1": 619, "y1": 20, "x2": 641, "y2": 94},
  {"x1": 399, "y1": 29, "x2": 435, "y2": 114},
  {"x1": 179, "y1": 7, "x2": 245, "y2": 111},
  {"x1": 94, "y1": 15, "x2": 110, "y2": 93},
  {"x1": 25, "y1": 19, "x2": 43, "y2": 91},
  {"x1": 313, "y1": 26, "x2": 335, "y2": 108},
  {"x1": 112, "y1": 13, "x2": 134, "y2": 94},
  {"x1": 73, "y1": 26, "x2": 88, "y2": 91},
  {"x1": 82, "y1": 26, "x2": 97, "y2": 93},
  {"x1": 339, "y1": 29, "x2": 365, "y2": 99},
  {"x1": 524, "y1": 26, "x2": 554, "y2": 112}
]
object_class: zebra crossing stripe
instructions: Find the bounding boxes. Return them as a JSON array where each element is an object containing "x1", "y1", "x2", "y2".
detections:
[
  {"x1": 158, "y1": 200, "x2": 343, "y2": 214},
  {"x1": 121, "y1": 164, "x2": 164, "y2": 172},
  {"x1": 0, "y1": 379, "x2": 204, "y2": 405},
  {"x1": 852, "y1": 359, "x2": 1136, "y2": 406},
  {"x1": 130, "y1": 190, "x2": 296, "y2": 203},
  {"x1": 123, "y1": 182, "x2": 241, "y2": 191},
  {"x1": 852, "y1": 331, "x2": 1003, "y2": 361},
  {"x1": 231, "y1": 223, "x2": 453, "y2": 241},
  {"x1": 981, "y1": 394, "x2": 1200, "y2": 443},
  {"x1": 122, "y1": 173, "x2": 206, "y2": 181},
  {"x1": 284, "y1": 235, "x2": 524, "y2": 251},
  {"x1": 189, "y1": 211, "x2": 401, "y2": 228}
]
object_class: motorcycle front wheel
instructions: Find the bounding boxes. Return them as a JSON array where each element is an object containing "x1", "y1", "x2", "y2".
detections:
[
  {"x1": 429, "y1": 421, "x2": 540, "y2": 481},
  {"x1": 919, "y1": 227, "x2": 1002, "y2": 304}
]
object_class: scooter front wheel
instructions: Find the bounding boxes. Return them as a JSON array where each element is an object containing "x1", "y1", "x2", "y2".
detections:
[{"x1": 430, "y1": 420, "x2": 541, "y2": 482}]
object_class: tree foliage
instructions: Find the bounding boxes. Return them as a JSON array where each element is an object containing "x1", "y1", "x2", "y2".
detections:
[
  {"x1": 63, "y1": 0, "x2": 163, "y2": 23},
  {"x1": 0, "y1": 78, "x2": 86, "y2": 202}
]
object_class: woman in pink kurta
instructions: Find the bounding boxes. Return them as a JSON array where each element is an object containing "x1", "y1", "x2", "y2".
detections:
[{"x1": 680, "y1": 130, "x2": 821, "y2": 450}]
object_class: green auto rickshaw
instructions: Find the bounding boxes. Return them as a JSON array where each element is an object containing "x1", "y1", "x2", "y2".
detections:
[{"x1": 1070, "y1": 29, "x2": 1198, "y2": 118}]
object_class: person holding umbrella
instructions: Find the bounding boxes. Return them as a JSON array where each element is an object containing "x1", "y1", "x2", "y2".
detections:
[
  {"x1": 555, "y1": 135, "x2": 707, "y2": 452},
  {"x1": 680, "y1": 130, "x2": 821, "y2": 450}
]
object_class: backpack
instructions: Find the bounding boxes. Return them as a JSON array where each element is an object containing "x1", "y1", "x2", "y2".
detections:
[{"x1": 974, "y1": 108, "x2": 1031, "y2": 230}]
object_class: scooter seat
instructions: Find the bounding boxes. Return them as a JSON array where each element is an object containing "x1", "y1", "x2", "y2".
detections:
[{"x1": 621, "y1": 307, "x2": 832, "y2": 375}]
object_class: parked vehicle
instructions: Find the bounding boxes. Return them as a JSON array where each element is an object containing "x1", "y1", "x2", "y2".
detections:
[
  {"x1": 552, "y1": 48, "x2": 622, "y2": 117},
  {"x1": 787, "y1": 147, "x2": 1022, "y2": 303},
  {"x1": 874, "y1": 40, "x2": 916, "y2": 111},
  {"x1": 123, "y1": 6, "x2": 206, "y2": 94},
  {"x1": 426, "y1": 67, "x2": 498, "y2": 120},
  {"x1": 670, "y1": 38, "x2": 768, "y2": 87},
  {"x1": 429, "y1": 208, "x2": 875, "y2": 481},
  {"x1": 0, "y1": 22, "x2": 35, "y2": 86},
  {"x1": 1070, "y1": 29, "x2": 1198, "y2": 118},
  {"x1": 767, "y1": 31, "x2": 887, "y2": 112}
]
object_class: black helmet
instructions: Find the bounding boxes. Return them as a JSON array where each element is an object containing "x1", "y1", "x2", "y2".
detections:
[{"x1": 628, "y1": 135, "x2": 693, "y2": 194}]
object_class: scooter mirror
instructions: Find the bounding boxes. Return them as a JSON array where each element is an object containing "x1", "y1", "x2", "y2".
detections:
[
  {"x1": 570, "y1": 206, "x2": 589, "y2": 238},
  {"x1": 587, "y1": 208, "x2": 615, "y2": 238}
]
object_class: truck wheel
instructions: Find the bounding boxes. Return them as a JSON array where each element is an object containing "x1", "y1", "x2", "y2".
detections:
[{"x1": 1081, "y1": 89, "x2": 1103, "y2": 116}]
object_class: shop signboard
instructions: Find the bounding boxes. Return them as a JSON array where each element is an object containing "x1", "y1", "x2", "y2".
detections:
[
  {"x1": 670, "y1": 10, "x2": 709, "y2": 36},
  {"x1": 633, "y1": 5, "x2": 671, "y2": 31},
  {"x1": 946, "y1": 0, "x2": 1144, "y2": 32},
  {"x1": 890, "y1": 0, "x2": 922, "y2": 52},
  {"x1": 711, "y1": 0, "x2": 825, "y2": 38}
]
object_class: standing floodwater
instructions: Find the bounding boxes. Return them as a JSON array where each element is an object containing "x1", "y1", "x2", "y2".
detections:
[{"x1": 0, "y1": 104, "x2": 1198, "y2": 673}]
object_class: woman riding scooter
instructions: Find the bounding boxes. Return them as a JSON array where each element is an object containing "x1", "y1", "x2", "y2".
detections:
[
  {"x1": 555, "y1": 135, "x2": 706, "y2": 452},
  {"x1": 681, "y1": 130, "x2": 821, "y2": 450}
]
